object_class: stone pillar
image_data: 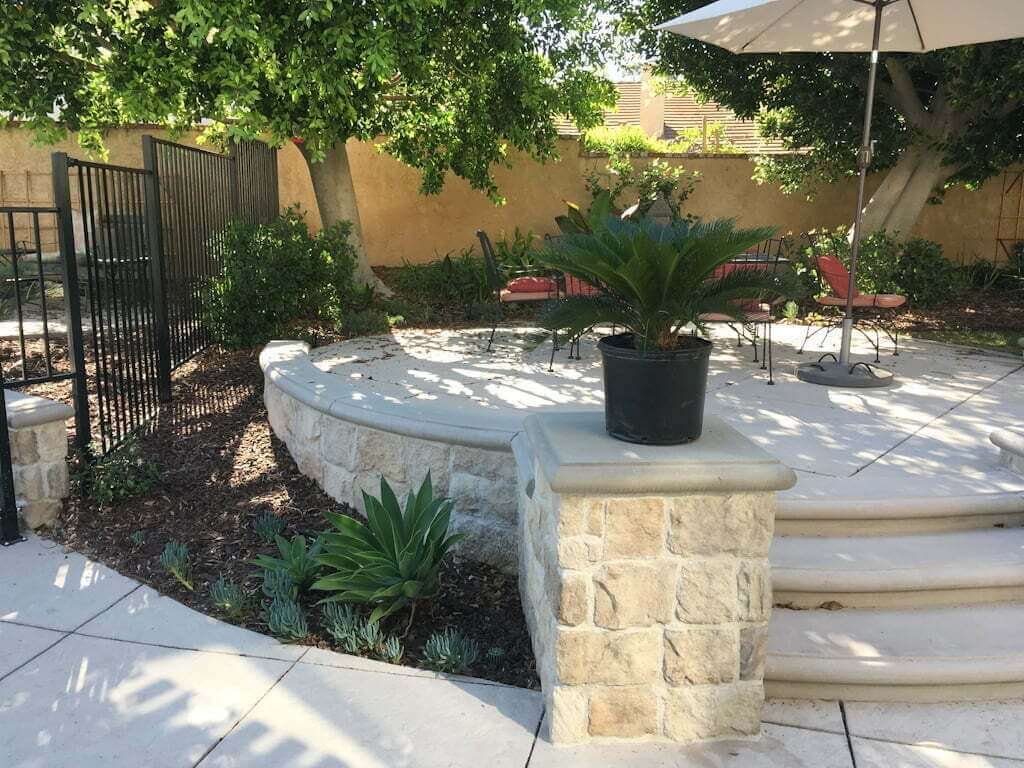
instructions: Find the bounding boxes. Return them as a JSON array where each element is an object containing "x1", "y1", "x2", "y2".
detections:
[
  {"x1": 992, "y1": 429, "x2": 1024, "y2": 476},
  {"x1": 5, "y1": 390, "x2": 73, "y2": 529},
  {"x1": 514, "y1": 412, "x2": 796, "y2": 745}
]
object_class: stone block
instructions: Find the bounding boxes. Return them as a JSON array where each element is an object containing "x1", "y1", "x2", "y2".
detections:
[
  {"x1": 13, "y1": 465, "x2": 44, "y2": 500},
  {"x1": 449, "y1": 471, "x2": 516, "y2": 523},
  {"x1": 450, "y1": 445, "x2": 515, "y2": 485},
  {"x1": 320, "y1": 418, "x2": 357, "y2": 468},
  {"x1": 557, "y1": 536, "x2": 602, "y2": 570},
  {"x1": 8, "y1": 428, "x2": 38, "y2": 464},
  {"x1": 449, "y1": 514, "x2": 518, "y2": 573},
  {"x1": 558, "y1": 572, "x2": 591, "y2": 627},
  {"x1": 737, "y1": 559, "x2": 772, "y2": 622},
  {"x1": 588, "y1": 686, "x2": 659, "y2": 738},
  {"x1": 42, "y1": 461, "x2": 69, "y2": 499},
  {"x1": 35, "y1": 422, "x2": 68, "y2": 462},
  {"x1": 604, "y1": 498, "x2": 665, "y2": 557},
  {"x1": 558, "y1": 497, "x2": 605, "y2": 537},
  {"x1": 400, "y1": 438, "x2": 452, "y2": 493},
  {"x1": 548, "y1": 687, "x2": 589, "y2": 744},
  {"x1": 20, "y1": 499, "x2": 61, "y2": 529},
  {"x1": 593, "y1": 560, "x2": 676, "y2": 629},
  {"x1": 354, "y1": 428, "x2": 405, "y2": 481},
  {"x1": 556, "y1": 629, "x2": 661, "y2": 685},
  {"x1": 667, "y1": 493, "x2": 774, "y2": 558},
  {"x1": 676, "y1": 558, "x2": 738, "y2": 624},
  {"x1": 664, "y1": 628, "x2": 739, "y2": 685},
  {"x1": 740, "y1": 625, "x2": 768, "y2": 681},
  {"x1": 322, "y1": 464, "x2": 356, "y2": 505},
  {"x1": 663, "y1": 682, "x2": 763, "y2": 742}
]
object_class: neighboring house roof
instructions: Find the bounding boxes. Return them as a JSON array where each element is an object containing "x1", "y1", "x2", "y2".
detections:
[{"x1": 557, "y1": 81, "x2": 789, "y2": 154}]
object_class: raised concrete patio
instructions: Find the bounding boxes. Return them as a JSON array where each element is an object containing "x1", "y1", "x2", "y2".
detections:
[{"x1": 5, "y1": 535, "x2": 1024, "y2": 767}]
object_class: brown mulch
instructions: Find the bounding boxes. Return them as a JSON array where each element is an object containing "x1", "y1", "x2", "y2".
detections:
[
  {"x1": 50, "y1": 346, "x2": 538, "y2": 689},
  {"x1": 889, "y1": 289, "x2": 1024, "y2": 334}
]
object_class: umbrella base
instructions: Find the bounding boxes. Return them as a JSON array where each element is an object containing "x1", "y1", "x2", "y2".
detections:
[{"x1": 797, "y1": 357, "x2": 895, "y2": 389}]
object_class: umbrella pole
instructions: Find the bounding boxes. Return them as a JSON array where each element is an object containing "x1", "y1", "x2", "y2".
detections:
[{"x1": 840, "y1": 0, "x2": 885, "y2": 365}]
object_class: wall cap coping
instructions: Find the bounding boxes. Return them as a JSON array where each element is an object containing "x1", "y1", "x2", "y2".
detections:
[
  {"x1": 992, "y1": 428, "x2": 1024, "y2": 459},
  {"x1": 4, "y1": 389, "x2": 74, "y2": 429},
  {"x1": 524, "y1": 411, "x2": 797, "y2": 495},
  {"x1": 259, "y1": 340, "x2": 517, "y2": 452}
]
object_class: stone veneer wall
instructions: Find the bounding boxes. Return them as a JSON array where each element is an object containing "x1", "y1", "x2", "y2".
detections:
[
  {"x1": 6, "y1": 391, "x2": 73, "y2": 529},
  {"x1": 264, "y1": 381, "x2": 520, "y2": 572},
  {"x1": 515, "y1": 413, "x2": 794, "y2": 745}
]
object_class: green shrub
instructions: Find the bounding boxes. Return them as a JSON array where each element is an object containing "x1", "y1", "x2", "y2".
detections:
[
  {"x1": 209, "y1": 576, "x2": 251, "y2": 621},
  {"x1": 422, "y1": 627, "x2": 479, "y2": 674},
  {"x1": 584, "y1": 157, "x2": 700, "y2": 223},
  {"x1": 343, "y1": 308, "x2": 391, "y2": 337},
  {"x1": 313, "y1": 472, "x2": 462, "y2": 623},
  {"x1": 251, "y1": 535, "x2": 323, "y2": 593},
  {"x1": 262, "y1": 597, "x2": 308, "y2": 641},
  {"x1": 386, "y1": 249, "x2": 491, "y2": 319},
  {"x1": 160, "y1": 541, "x2": 193, "y2": 590},
  {"x1": 809, "y1": 229, "x2": 962, "y2": 308},
  {"x1": 210, "y1": 209, "x2": 357, "y2": 348},
  {"x1": 76, "y1": 437, "x2": 159, "y2": 506}
]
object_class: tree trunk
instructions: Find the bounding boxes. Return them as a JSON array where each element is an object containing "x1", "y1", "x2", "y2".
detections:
[
  {"x1": 855, "y1": 142, "x2": 957, "y2": 242},
  {"x1": 299, "y1": 142, "x2": 389, "y2": 294}
]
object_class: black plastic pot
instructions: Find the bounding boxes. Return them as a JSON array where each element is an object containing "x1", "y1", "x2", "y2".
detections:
[{"x1": 598, "y1": 333, "x2": 712, "y2": 445}]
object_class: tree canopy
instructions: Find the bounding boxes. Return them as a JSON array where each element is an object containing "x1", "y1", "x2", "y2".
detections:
[
  {"x1": 1, "y1": 0, "x2": 614, "y2": 198},
  {"x1": 614, "y1": 0, "x2": 1024, "y2": 237}
]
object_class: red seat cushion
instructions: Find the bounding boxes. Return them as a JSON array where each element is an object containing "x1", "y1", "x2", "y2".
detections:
[
  {"x1": 505, "y1": 276, "x2": 557, "y2": 294},
  {"x1": 564, "y1": 276, "x2": 601, "y2": 296}
]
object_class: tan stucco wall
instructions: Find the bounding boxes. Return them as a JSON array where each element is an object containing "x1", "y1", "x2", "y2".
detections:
[{"x1": 1, "y1": 126, "x2": 1014, "y2": 267}]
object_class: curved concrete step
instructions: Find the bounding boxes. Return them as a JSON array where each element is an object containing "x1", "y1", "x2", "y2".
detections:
[
  {"x1": 771, "y1": 529, "x2": 1024, "y2": 608},
  {"x1": 776, "y1": 492, "x2": 1024, "y2": 536},
  {"x1": 766, "y1": 603, "x2": 1024, "y2": 702}
]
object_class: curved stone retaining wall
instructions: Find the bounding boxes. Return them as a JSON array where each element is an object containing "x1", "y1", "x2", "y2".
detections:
[{"x1": 261, "y1": 341, "x2": 521, "y2": 572}]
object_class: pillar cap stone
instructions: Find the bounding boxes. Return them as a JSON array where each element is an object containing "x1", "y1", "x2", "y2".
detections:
[
  {"x1": 524, "y1": 411, "x2": 797, "y2": 495},
  {"x1": 4, "y1": 390, "x2": 74, "y2": 429}
]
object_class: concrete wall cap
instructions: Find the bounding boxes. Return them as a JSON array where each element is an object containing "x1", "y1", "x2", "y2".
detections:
[
  {"x1": 992, "y1": 428, "x2": 1024, "y2": 458},
  {"x1": 259, "y1": 341, "x2": 516, "y2": 452},
  {"x1": 4, "y1": 390, "x2": 74, "y2": 429},
  {"x1": 523, "y1": 411, "x2": 797, "y2": 495}
]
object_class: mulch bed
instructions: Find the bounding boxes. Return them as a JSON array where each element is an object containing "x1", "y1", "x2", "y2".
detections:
[{"x1": 50, "y1": 346, "x2": 539, "y2": 689}]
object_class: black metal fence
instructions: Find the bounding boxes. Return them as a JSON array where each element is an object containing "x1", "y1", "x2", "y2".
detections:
[{"x1": 1, "y1": 136, "x2": 278, "y2": 543}]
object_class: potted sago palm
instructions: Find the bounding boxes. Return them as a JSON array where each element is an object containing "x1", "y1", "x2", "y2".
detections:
[{"x1": 538, "y1": 202, "x2": 788, "y2": 445}]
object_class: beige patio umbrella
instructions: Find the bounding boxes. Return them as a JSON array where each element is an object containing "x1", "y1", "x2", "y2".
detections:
[{"x1": 657, "y1": 0, "x2": 1024, "y2": 388}]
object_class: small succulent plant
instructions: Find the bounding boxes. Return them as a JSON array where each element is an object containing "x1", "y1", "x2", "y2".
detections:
[
  {"x1": 253, "y1": 510, "x2": 286, "y2": 543},
  {"x1": 159, "y1": 541, "x2": 193, "y2": 590},
  {"x1": 422, "y1": 628, "x2": 479, "y2": 674},
  {"x1": 129, "y1": 530, "x2": 146, "y2": 547},
  {"x1": 251, "y1": 534, "x2": 323, "y2": 593},
  {"x1": 209, "y1": 576, "x2": 251, "y2": 621},
  {"x1": 381, "y1": 636, "x2": 404, "y2": 665},
  {"x1": 262, "y1": 569, "x2": 297, "y2": 601},
  {"x1": 262, "y1": 597, "x2": 308, "y2": 641}
]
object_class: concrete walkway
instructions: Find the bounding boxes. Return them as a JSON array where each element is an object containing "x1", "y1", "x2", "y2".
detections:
[{"x1": 3, "y1": 536, "x2": 1023, "y2": 767}]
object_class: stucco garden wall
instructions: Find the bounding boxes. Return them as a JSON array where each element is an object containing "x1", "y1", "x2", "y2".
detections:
[{"x1": 1, "y1": 126, "x2": 1013, "y2": 268}]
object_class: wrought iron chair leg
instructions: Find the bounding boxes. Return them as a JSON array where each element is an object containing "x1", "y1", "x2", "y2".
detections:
[
  {"x1": 760, "y1": 322, "x2": 768, "y2": 371},
  {"x1": 486, "y1": 302, "x2": 501, "y2": 353},
  {"x1": 549, "y1": 332, "x2": 558, "y2": 372},
  {"x1": 767, "y1": 320, "x2": 775, "y2": 385}
]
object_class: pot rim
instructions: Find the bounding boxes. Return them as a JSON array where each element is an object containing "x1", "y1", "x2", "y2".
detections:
[{"x1": 598, "y1": 332, "x2": 712, "y2": 361}]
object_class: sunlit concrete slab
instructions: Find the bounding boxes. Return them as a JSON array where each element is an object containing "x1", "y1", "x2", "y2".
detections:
[
  {"x1": 0, "y1": 633, "x2": 290, "y2": 768},
  {"x1": 527, "y1": 722, "x2": 854, "y2": 767},
  {"x1": 78, "y1": 585, "x2": 307, "y2": 661},
  {"x1": 0, "y1": 536, "x2": 138, "y2": 631},
  {"x1": 201, "y1": 659, "x2": 543, "y2": 768},
  {"x1": 845, "y1": 701, "x2": 1024, "y2": 762},
  {"x1": 0, "y1": 622, "x2": 64, "y2": 679},
  {"x1": 852, "y1": 737, "x2": 1024, "y2": 768},
  {"x1": 762, "y1": 699, "x2": 847, "y2": 734}
]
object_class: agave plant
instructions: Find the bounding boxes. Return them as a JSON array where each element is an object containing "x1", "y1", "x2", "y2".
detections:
[
  {"x1": 251, "y1": 534, "x2": 323, "y2": 593},
  {"x1": 313, "y1": 473, "x2": 462, "y2": 624},
  {"x1": 539, "y1": 205, "x2": 794, "y2": 352}
]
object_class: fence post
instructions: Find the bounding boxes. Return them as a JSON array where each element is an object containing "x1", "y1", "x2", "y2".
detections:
[
  {"x1": 142, "y1": 136, "x2": 173, "y2": 403},
  {"x1": 51, "y1": 152, "x2": 92, "y2": 452},
  {"x1": 0, "y1": 368, "x2": 24, "y2": 545}
]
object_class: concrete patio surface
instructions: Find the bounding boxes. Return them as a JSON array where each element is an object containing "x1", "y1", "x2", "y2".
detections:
[
  {"x1": 3, "y1": 536, "x2": 1024, "y2": 767},
  {"x1": 309, "y1": 324, "x2": 1024, "y2": 502}
]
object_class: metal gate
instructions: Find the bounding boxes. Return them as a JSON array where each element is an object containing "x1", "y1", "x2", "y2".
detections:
[{"x1": 1, "y1": 136, "x2": 278, "y2": 543}]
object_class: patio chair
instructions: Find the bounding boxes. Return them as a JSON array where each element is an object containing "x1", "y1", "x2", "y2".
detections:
[
  {"x1": 699, "y1": 238, "x2": 790, "y2": 385},
  {"x1": 477, "y1": 230, "x2": 559, "y2": 353},
  {"x1": 798, "y1": 253, "x2": 907, "y2": 363}
]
